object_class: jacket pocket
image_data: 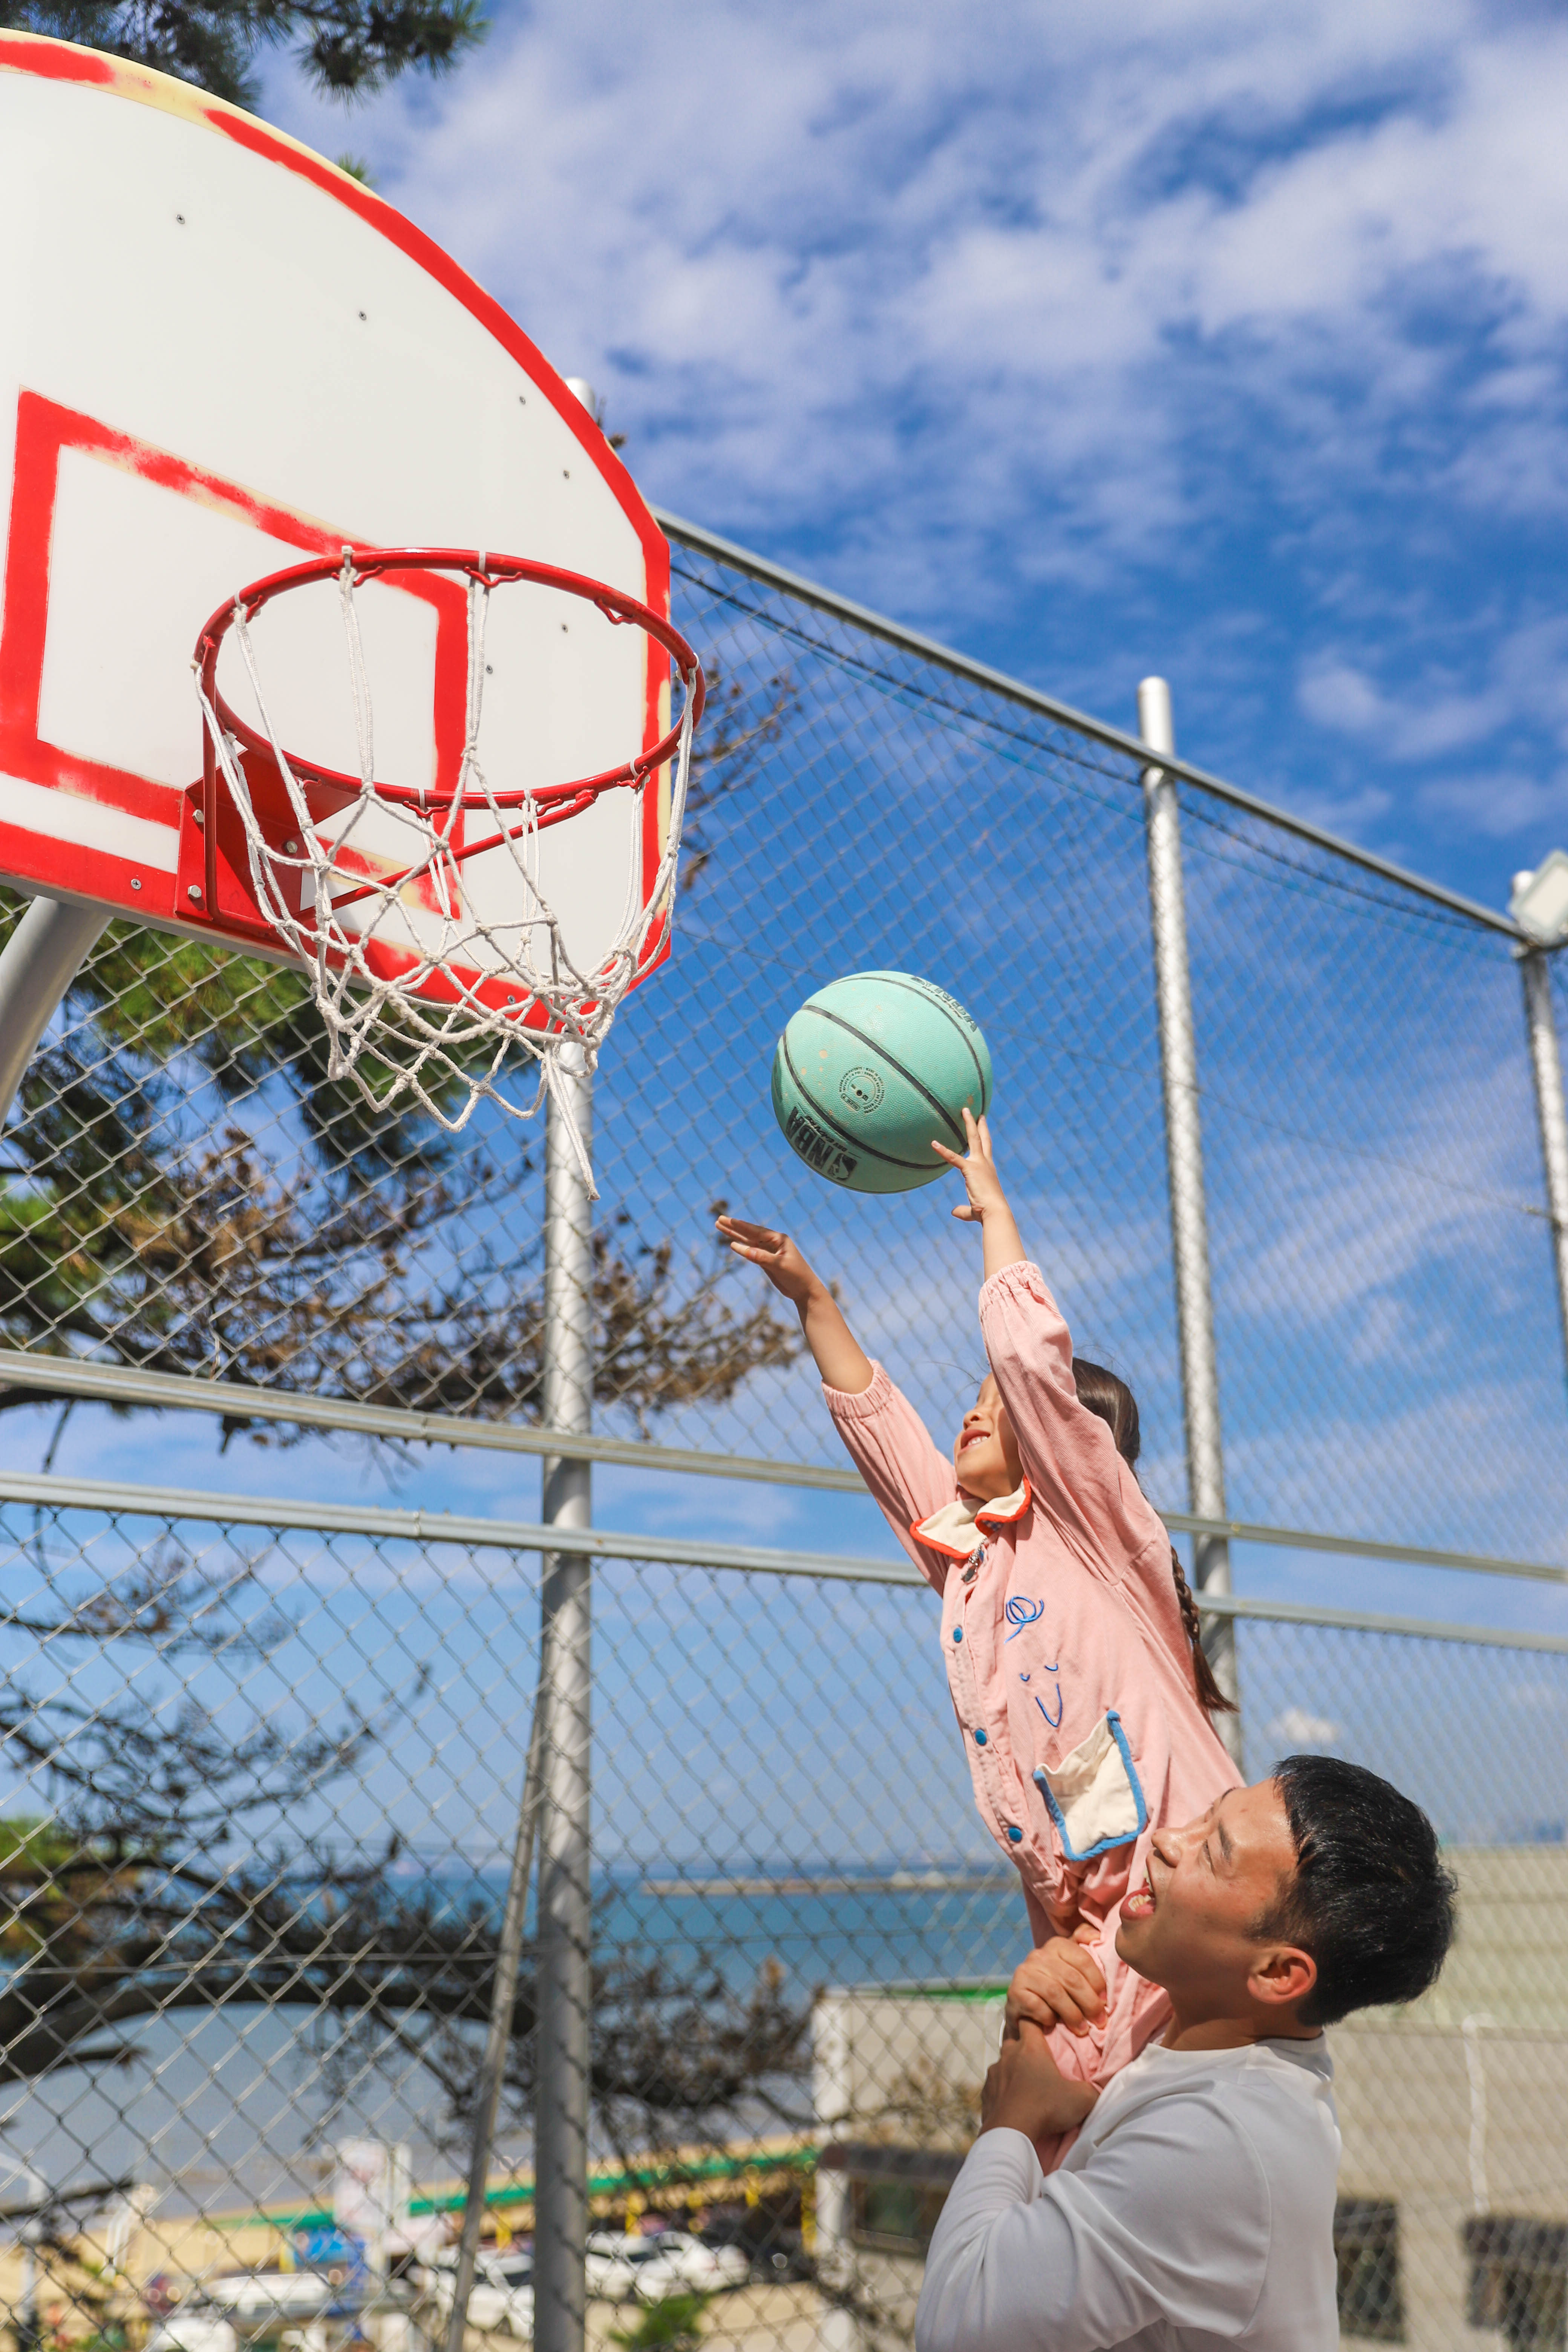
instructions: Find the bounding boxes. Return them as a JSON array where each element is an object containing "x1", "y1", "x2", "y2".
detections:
[{"x1": 1033, "y1": 1710, "x2": 1147, "y2": 1861}]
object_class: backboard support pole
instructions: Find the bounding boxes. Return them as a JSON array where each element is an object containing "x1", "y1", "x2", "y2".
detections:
[
  {"x1": 1139, "y1": 679, "x2": 1243, "y2": 1761},
  {"x1": 534, "y1": 1052, "x2": 594, "y2": 2352},
  {"x1": 0, "y1": 895, "x2": 111, "y2": 1130}
]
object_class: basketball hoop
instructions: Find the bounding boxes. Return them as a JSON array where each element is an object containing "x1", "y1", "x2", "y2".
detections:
[{"x1": 191, "y1": 546, "x2": 704, "y2": 1189}]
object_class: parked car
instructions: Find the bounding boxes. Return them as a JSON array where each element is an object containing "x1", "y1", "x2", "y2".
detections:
[
  {"x1": 696, "y1": 2214, "x2": 814, "y2": 2285},
  {"x1": 144, "y1": 2309, "x2": 238, "y2": 2352},
  {"x1": 584, "y1": 2229, "x2": 749, "y2": 2301},
  {"x1": 204, "y1": 2274, "x2": 337, "y2": 2323},
  {"x1": 427, "y1": 2250, "x2": 534, "y2": 2338}
]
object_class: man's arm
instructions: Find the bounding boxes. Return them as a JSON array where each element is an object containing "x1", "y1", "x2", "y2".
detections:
[{"x1": 916, "y1": 2052, "x2": 1272, "y2": 2352}]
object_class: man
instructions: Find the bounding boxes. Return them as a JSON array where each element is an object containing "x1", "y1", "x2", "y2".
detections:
[{"x1": 914, "y1": 1754, "x2": 1455, "y2": 2352}]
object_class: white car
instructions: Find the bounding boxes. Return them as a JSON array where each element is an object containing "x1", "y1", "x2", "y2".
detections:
[
  {"x1": 145, "y1": 2314, "x2": 238, "y2": 2352},
  {"x1": 428, "y1": 2251, "x2": 534, "y2": 2338},
  {"x1": 585, "y1": 2230, "x2": 749, "y2": 2301},
  {"x1": 204, "y1": 2275, "x2": 336, "y2": 2322}
]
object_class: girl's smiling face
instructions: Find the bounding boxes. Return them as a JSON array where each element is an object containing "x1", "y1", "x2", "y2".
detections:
[{"x1": 954, "y1": 1375, "x2": 1024, "y2": 1501}]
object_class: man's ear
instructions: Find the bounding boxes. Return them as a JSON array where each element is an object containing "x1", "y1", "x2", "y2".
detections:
[{"x1": 1248, "y1": 1944, "x2": 1317, "y2": 2011}]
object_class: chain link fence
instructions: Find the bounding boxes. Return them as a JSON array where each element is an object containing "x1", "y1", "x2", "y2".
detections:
[{"x1": 0, "y1": 519, "x2": 1563, "y2": 2352}]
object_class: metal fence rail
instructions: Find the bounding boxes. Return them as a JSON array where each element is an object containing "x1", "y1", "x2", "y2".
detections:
[
  {"x1": 0, "y1": 1496, "x2": 1562, "y2": 2352},
  {"x1": 0, "y1": 511, "x2": 1564, "y2": 2352}
]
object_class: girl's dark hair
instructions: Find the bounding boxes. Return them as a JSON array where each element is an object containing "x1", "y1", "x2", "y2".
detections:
[{"x1": 1071, "y1": 1357, "x2": 1238, "y2": 1721}]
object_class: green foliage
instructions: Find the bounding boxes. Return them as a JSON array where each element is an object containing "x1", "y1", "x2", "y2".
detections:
[
  {"x1": 0, "y1": 0, "x2": 486, "y2": 109},
  {"x1": 0, "y1": 1815, "x2": 82, "y2": 1959},
  {"x1": 0, "y1": 893, "x2": 799, "y2": 1430},
  {"x1": 62, "y1": 918, "x2": 455, "y2": 1175},
  {"x1": 608, "y1": 2292, "x2": 712, "y2": 2352}
]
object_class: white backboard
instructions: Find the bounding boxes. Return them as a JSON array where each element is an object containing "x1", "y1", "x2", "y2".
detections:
[{"x1": 0, "y1": 35, "x2": 672, "y2": 991}]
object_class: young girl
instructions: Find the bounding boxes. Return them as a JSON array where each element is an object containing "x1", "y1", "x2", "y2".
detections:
[{"x1": 717, "y1": 1110, "x2": 1237, "y2": 2142}]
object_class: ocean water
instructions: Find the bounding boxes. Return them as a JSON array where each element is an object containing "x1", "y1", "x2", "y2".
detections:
[
  {"x1": 0, "y1": 1869, "x2": 1030, "y2": 2221},
  {"x1": 593, "y1": 1868, "x2": 1027, "y2": 1992}
]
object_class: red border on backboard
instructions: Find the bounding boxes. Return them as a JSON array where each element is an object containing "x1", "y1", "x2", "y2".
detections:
[
  {"x1": 0, "y1": 389, "x2": 471, "y2": 928},
  {"x1": 0, "y1": 32, "x2": 674, "y2": 979}
]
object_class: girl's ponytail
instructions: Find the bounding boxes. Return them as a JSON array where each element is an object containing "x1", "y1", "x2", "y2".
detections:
[
  {"x1": 1165, "y1": 1543, "x2": 1238, "y2": 1717},
  {"x1": 1070, "y1": 1356, "x2": 1239, "y2": 1720}
]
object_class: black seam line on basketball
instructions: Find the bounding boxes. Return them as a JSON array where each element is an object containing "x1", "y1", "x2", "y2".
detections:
[
  {"x1": 779, "y1": 1034, "x2": 939, "y2": 1172},
  {"x1": 859, "y1": 973, "x2": 988, "y2": 1107},
  {"x1": 802, "y1": 1006, "x2": 969, "y2": 1150}
]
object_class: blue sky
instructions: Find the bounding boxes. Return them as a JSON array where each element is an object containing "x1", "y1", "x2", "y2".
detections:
[
  {"x1": 260, "y1": 0, "x2": 1568, "y2": 912},
  {"x1": 18, "y1": 0, "x2": 1568, "y2": 1641}
]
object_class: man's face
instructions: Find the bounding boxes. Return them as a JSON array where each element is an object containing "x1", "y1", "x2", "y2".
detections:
[{"x1": 1115, "y1": 1780, "x2": 1307, "y2": 2026}]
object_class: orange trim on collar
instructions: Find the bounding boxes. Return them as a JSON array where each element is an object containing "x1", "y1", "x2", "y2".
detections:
[
  {"x1": 976, "y1": 1480, "x2": 1031, "y2": 1529},
  {"x1": 911, "y1": 1479, "x2": 1032, "y2": 1562}
]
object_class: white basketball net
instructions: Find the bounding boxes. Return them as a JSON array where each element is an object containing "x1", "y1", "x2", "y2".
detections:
[{"x1": 194, "y1": 551, "x2": 698, "y2": 1192}]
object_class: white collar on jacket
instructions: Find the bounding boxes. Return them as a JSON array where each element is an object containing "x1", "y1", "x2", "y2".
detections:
[{"x1": 912, "y1": 1480, "x2": 1031, "y2": 1562}]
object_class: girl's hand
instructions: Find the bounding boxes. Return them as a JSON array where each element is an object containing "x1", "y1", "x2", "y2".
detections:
[
  {"x1": 931, "y1": 1111, "x2": 1028, "y2": 1282},
  {"x1": 1004, "y1": 1927, "x2": 1107, "y2": 2041},
  {"x1": 715, "y1": 1216, "x2": 824, "y2": 1306},
  {"x1": 717, "y1": 1215, "x2": 873, "y2": 1393},
  {"x1": 931, "y1": 1109, "x2": 1008, "y2": 1224}
]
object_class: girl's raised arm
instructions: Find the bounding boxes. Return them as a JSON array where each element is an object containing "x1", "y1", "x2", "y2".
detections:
[
  {"x1": 720, "y1": 1214, "x2": 961, "y2": 1589},
  {"x1": 930, "y1": 1110, "x2": 1026, "y2": 1282},
  {"x1": 933, "y1": 1118, "x2": 1143, "y2": 1556},
  {"x1": 715, "y1": 1216, "x2": 874, "y2": 1394}
]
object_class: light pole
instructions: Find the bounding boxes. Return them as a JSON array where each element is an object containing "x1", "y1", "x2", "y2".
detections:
[
  {"x1": 1139, "y1": 679, "x2": 1242, "y2": 1756},
  {"x1": 1510, "y1": 856, "x2": 1568, "y2": 1397}
]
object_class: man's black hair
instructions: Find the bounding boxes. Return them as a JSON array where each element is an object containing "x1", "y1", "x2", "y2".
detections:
[{"x1": 1258, "y1": 1754, "x2": 1457, "y2": 2028}]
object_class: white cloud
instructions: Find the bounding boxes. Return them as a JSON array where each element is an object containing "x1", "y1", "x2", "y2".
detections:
[
  {"x1": 265, "y1": 0, "x2": 1568, "y2": 618},
  {"x1": 1419, "y1": 769, "x2": 1568, "y2": 840},
  {"x1": 1296, "y1": 657, "x2": 1507, "y2": 760},
  {"x1": 1268, "y1": 1704, "x2": 1341, "y2": 1746},
  {"x1": 1296, "y1": 619, "x2": 1568, "y2": 777}
]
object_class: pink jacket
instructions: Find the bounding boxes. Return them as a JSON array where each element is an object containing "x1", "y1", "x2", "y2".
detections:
[{"x1": 825, "y1": 1260, "x2": 1236, "y2": 2127}]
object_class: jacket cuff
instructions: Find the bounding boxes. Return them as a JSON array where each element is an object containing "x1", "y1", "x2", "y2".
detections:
[
  {"x1": 822, "y1": 1361, "x2": 895, "y2": 1420},
  {"x1": 978, "y1": 1259, "x2": 1050, "y2": 1314}
]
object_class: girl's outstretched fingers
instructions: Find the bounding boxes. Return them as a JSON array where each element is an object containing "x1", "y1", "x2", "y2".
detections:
[
  {"x1": 715, "y1": 1213, "x2": 781, "y2": 1258},
  {"x1": 931, "y1": 1109, "x2": 1008, "y2": 1222},
  {"x1": 714, "y1": 1215, "x2": 821, "y2": 1304}
]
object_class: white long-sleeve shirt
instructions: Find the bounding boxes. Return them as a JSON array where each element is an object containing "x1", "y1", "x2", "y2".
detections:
[{"x1": 914, "y1": 2035, "x2": 1340, "y2": 2352}]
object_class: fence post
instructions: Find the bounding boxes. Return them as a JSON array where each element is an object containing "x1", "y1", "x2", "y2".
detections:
[
  {"x1": 534, "y1": 1052, "x2": 594, "y2": 2352},
  {"x1": 1518, "y1": 948, "x2": 1568, "y2": 1395},
  {"x1": 1138, "y1": 679, "x2": 1242, "y2": 1756}
]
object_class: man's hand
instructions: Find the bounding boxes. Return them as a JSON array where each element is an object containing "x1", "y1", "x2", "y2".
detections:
[
  {"x1": 1005, "y1": 1928, "x2": 1107, "y2": 2041},
  {"x1": 715, "y1": 1216, "x2": 823, "y2": 1305},
  {"x1": 981, "y1": 2019, "x2": 1099, "y2": 2141}
]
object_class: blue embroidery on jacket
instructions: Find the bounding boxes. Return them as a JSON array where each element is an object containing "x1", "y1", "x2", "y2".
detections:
[
  {"x1": 1034, "y1": 1684, "x2": 1064, "y2": 1730},
  {"x1": 1004, "y1": 1594, "x2": 1046, "y2": 1641}
]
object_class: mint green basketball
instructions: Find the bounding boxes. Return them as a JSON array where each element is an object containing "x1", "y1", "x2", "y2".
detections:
[{"x1": 771, "y1": 971, "x2": 994, "y2": 1194}]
